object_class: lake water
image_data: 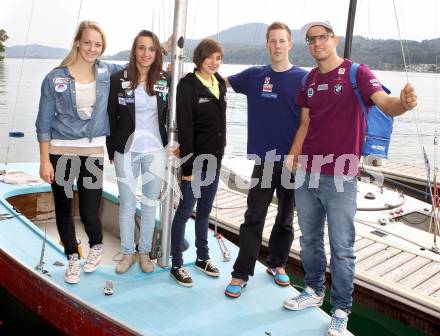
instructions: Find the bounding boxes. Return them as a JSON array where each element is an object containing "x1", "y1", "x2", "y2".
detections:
[
  {"x1": 0, "y1": 58, "x2": 436, "y2": 336},
  {"x1": 0, "y1": 58, "x2": 439, "y2": 168}
]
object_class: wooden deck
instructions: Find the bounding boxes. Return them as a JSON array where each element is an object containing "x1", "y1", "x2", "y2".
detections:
[
  {"x1": 209, "y1": 186, "x2": 440, "y2": 334},
  {"x1": 360, "y1": 159, "x2": 433, "y2": 186}
]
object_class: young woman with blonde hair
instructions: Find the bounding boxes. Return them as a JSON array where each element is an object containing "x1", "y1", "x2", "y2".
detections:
[{"x1": 36, "y1": 20, "x2": 122, "y2": 284}]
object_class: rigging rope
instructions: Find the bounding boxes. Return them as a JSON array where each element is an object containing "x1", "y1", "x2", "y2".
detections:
[
  {"x1": 393, "y1": 0, "x2": 440, "y2": 247},
  {"x1": 392, "y1": 0, "x2": 425, "y2": 151},
  {"x1": 4, "y1": 0, "x2": 36, "y2": 165}
]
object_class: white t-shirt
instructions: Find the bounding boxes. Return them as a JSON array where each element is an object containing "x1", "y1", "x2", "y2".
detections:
[
  {"x1": 129, "y1": 85, "x2": 164, "y2": 153},
  {"x1": 76, "y1": 81, "x2": 96, "y2": 120}
]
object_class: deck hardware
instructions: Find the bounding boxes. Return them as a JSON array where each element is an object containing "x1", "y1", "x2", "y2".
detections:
[
  {"x1": 0, "y1": 213, "x2": 20, "y2": 220},
  {"x1": 35, "y1": 224, "x2": 49, "y2": 276},
  {"x1": 378, "y1": 218, "x2": 387, "y2": 225},
  {"x1": 104, "y1": 280, "x2": 114, "y2": 295},
  {"x1": 53, "y1": 261, "x2": 64, "y2": 266},
  {"x1": 364, "y1": 192, "x2": 376, "y2": 200},
  {"x1": 370, "y1": 230, "x2": 388, "y2": 237},
  {"x1": 215, "y1": 233, "x2": 231, "y2": 261}
]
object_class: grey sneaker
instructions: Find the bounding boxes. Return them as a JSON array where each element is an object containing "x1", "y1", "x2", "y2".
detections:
[
  {"x1": 139, "y1": 253, "x2": 154, "y2": 273},
  {"x1": 64, "y1": 253, "x2": 81, "y2": 284},
  {"x1": 283, "y1": 286, "x2": 324, "y2": 310},
  {"x1": 83, "y1": 243, "x2": 103, "y2": 273},
  {"x1": 115, "y1": 253, "x2": 137, "y2": 274},
  {"x1": 328, "y1": 309, "x2": 349, "y2": 336}
]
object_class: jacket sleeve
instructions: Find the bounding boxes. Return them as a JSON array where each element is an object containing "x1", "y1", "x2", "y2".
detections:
[
  {"x1": 176, "y1": 80, "x2": 195, "y2": 176},
  {"x1": 35, "y1": 74, "x2": 55, "y2": 142},
  {"x1": 106, "y1": 74, "x2": 119, "y2": 161}
]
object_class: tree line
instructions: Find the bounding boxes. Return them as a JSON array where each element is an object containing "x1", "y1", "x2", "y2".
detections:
[{"x1": 0, "y1": 29, "x2": 9, "y2": 61}]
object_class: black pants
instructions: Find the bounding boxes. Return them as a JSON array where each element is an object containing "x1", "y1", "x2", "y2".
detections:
[
  {"x1": 232, "y1": 161, "x2": 295, "y2": 281},
  {"x1": 50, "y1": 154, "x2": 104, "y2": 256}
]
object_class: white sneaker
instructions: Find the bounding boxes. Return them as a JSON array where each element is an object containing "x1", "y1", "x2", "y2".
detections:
[
  {"x1": 64, "y1": 253, "x2": 81, "y2": 284},
  {"x1": 83, "y1": 244, "x2": 103, "y2": 273},
  {"x1": 283, "y1": 286, "x2": 324, "y2": 310},
  {"x1": 328, "y1": 309, "x2": 348, "y2": 336}
]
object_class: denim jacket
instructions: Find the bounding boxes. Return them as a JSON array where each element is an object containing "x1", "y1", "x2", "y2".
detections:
[{"x1": 36, "y1": 60, "x2": 123, "y2": 142}]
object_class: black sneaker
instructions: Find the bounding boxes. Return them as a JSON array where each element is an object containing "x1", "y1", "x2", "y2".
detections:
[
  {"x1": 195, "y1": 259, "x2": 220, "y2": 277},
  {"x1": 170, "y1": 267, "x2": 193, "y2": 287}
]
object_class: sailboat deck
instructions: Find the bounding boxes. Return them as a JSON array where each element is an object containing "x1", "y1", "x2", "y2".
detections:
[
  {"x1": 0, "y1": 162, "x2": 343, "y2": 336},
  {"x1": 210, "y1": 186, "x2": 440, "y2": 321}
]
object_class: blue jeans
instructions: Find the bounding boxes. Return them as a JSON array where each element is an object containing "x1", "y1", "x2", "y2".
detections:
[
  {"x1": 295, "y1": 170, "x2": 357, "y2": 312},
  {"x1": 171, "y1": 169, "x2": 220, "y2": 268},
  {"x1": 114, "y1": 150, "x2": 165, "y2": 255}
]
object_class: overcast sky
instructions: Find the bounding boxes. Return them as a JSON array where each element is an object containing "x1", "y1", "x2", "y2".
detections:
[{"x1": 1, "y1": 0, "x2": 439, "y2": 55}]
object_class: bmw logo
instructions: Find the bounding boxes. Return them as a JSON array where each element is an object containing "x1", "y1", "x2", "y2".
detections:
[{"x1": 333, "y1": 83, "x2": 343, "y2": 94}]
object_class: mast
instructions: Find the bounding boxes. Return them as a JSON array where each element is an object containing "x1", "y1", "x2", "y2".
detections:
[
  {"x1": 159, "y1": 0, "x2": 188, "y2": 267},
  {"x1": 344, "y1": 0, "x2": 357, "y2": 59}
]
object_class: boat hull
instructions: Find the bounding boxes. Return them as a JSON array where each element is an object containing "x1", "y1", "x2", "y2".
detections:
[{"x1": 0, "y1": 249, "x2": 135, "y2": 336}]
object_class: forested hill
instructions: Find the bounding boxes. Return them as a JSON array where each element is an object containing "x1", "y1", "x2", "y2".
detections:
[{"x1": 6, "y1": 23, "x2": 440, "y2": 72}]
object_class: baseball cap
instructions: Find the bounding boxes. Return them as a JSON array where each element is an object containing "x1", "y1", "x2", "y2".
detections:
[{"x1": 300, "y1": 21, "x2": 334, "y2": 36}]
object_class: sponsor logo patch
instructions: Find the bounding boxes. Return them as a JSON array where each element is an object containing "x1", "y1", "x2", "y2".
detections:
[
  {"x1": 53, "y1": 77, "x2": 69, "y2": 84},
  {"x1": 262, "y1": 83, "x2": 273, "y2": 92},
  {"x1": 261, "y1": 92, "x2": 278, "y2": 99},
  {"x1": 55, "y1": 83, "x2": 68, "y2": 93},
  {"x1": 153, "y1": 84, "x2": 169, "y2": 93},
  {"x1": 317, "y1": 84, "x2": 328, "y2": 91},
  {"x1": 307, "y1": 87, "x2": 314, "y2": 98},
  {"x1": 121, "y1": 81, "x2": 131, "y2": 89},
  {"x1": 198, "y1": 97, "x2": 211, "y2": 104},
  {"x1": 333, "y1": 83, "x2": 343, "y2": 94}
]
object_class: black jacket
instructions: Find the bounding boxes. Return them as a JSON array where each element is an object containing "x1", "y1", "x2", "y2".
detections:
[
  {"x1": 106, "y1": 68, "x2": 170, "y2": 160},
  {"x1": 177, "y1": 71, "x2": 227, "y2": 176}
]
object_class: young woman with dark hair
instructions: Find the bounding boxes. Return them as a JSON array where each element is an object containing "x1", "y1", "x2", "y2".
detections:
[
  {"x1": 107, "y1": 30, "x2": 171, "y2": 274},
  {"x1": 170, "y1": 39, "x2": 227, "y2": 287}
]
